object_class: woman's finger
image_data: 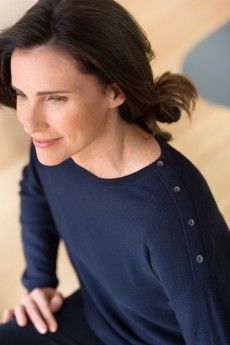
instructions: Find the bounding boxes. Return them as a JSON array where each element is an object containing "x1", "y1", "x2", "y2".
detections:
[
  {"x1": 1, "y1": 308, "x2": 14, "y2": 323},
  {"x1": 49, "y1": 291, "x2": 64, "y2": 313},
  {"x1": 14, "y1": 304, "x2": 28, "y2": 327},
  {"x1": 22, "y1": 296, "x2": 48, "y2": 334},
  {"x1": 32, "y1": 290, "x2": 58, "y2": 332}
]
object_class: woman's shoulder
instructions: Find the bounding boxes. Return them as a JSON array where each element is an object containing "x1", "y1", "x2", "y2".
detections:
[
  {"x1": 146, "y1": 137, "x2": 230, "y2": 301},
  {"x1": 157, "y1": 136, "x2": 228, "y2": 237},
  {"x1": 158, "y1": 137, "x2": 220, "y2": 210}
]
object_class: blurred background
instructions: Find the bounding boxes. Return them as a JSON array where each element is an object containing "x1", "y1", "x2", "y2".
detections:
[{"x1": 0, "y1": 0, "x2": 229, "y2": 317}]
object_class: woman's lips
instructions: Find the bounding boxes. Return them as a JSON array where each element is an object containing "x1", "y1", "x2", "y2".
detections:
[{"x1": 32, "y1": 138, "x2": 61, "y2": 148}]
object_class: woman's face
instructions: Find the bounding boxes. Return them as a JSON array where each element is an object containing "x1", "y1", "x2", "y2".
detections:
[{"x1": 10, "y1": 45, "x2": 124, "y2": 166}]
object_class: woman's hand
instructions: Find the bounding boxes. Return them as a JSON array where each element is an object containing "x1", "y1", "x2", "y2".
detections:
[{"x1": 1, "y1": 287, "x2": 64, "y2": 334}]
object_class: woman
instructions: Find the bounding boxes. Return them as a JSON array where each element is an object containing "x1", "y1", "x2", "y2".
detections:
[{"x1": 0, "y1": 0, "x2": 229, "y2": 344}]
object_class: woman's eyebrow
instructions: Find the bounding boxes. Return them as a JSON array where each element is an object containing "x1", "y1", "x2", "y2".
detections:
[{"x1": 11, "y1": 85, "x2": 73, "y2": 95}]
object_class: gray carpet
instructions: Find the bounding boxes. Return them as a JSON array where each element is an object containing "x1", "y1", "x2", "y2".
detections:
[{"x1": 182, "y1": 21, "x2": 230, "y2": 107}]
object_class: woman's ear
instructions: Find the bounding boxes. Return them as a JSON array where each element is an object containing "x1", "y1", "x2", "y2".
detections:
[{"x1": 108, "y1": 82, "x2": 126, "y2": 108}]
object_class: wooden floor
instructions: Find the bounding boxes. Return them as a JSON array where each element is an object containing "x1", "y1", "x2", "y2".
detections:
[{"x1": 0, "y1": 0, "x2": 229, "y2": 317}]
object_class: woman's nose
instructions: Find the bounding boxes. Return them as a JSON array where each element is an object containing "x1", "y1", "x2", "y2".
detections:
[
  {"x1": 19, "y1": 108, "x2": 49, "y2": 135},
  {"x1": 23, "y1": 122, "x2": 49, "y2": 136}
]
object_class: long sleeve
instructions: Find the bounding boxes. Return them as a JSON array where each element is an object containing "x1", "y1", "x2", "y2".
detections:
[
  {"x1": 146, "y1": 150, "x2": 230, "y2": 345},
  {"x1": 168, "y1": 277, "x2": 230, "y2": 344},
  {"x1": 18, "y1": 142, "x2": 60, "y2": 293}
]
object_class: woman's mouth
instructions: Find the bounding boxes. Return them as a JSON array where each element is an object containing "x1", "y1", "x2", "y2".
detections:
[{"x1": 32, "y1": 138, "x2": 61, "y2": 148}]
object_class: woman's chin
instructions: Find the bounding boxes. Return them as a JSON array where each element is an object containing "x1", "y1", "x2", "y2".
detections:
[{"x1": 35, "y1": 150, "x2": 67, "y2": 167}]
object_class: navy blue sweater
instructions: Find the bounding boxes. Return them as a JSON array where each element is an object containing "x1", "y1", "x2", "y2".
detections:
[{"x1": 18, "y1": 135, "x2": 230, "y2": 345}]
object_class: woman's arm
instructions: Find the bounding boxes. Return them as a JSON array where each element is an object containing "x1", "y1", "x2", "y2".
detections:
[
  {"x1": 19, "y1": 142, "x2": 60, "y2": 293},
  {"x1": 168, "y1": 276, "x2": 230, "y2": 345},
  {"x1": 146, "y1": 161, "x2": 230, "y2": 344}
]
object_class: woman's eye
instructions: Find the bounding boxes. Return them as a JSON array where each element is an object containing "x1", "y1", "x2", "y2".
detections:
[
  {"x1": 12, "y1": 91, "x2": 67, "y2": 104},
  {"x1": 15, "y1": 92, "x2": 25, "y2": 99},
  {"x1": 48, "y1": 96, "x2": 67, "y2": 103}
]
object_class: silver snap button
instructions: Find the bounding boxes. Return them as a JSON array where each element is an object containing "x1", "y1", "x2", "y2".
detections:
[
  {"x1": 173, "y1": 186, "x2": 181, "y2": 192},
  {"x1": 156, "y1": 160, "x2": 164, "y2": 167},
  {"x1": 196, "y1": 255, "x2": 204, "y2": 263},
  {"x1": 188, "y1": 218, "x2": 195, "y2": 226}
]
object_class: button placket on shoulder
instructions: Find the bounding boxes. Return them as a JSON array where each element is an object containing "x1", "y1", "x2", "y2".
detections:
[
  {"x1": 156, "y1": 157, "x2": 209, "y2": 278},
  {"x1": 170, "y1": 181, "x2": 206, "y2": 265}
]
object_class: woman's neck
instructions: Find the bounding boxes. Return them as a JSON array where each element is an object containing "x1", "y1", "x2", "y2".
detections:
[{"x1": 71, "y1": 118, "x2": 161, "y2": 179}]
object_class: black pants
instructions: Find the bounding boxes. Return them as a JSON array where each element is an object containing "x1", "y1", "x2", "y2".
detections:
[{"x1": 0, "y1": 288, "x2": 106, "y2": 345}]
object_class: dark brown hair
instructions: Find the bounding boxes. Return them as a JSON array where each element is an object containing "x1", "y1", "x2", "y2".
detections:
[{"x1": 0, "y1": 0, "x2": 198, "y2": 141}]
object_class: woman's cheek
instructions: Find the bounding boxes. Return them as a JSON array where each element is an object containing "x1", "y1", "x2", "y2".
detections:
[
  {"x1": 15, "y1": 103, "x2": 29, "y2": 126},
  {"x1": 50, "y1": 111, "x2": 78, "y2": 134}
]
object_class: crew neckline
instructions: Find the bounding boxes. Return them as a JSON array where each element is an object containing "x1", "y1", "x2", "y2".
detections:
[{"x1": 66, "y1": 135, "x2": 169, "y2": 187}]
